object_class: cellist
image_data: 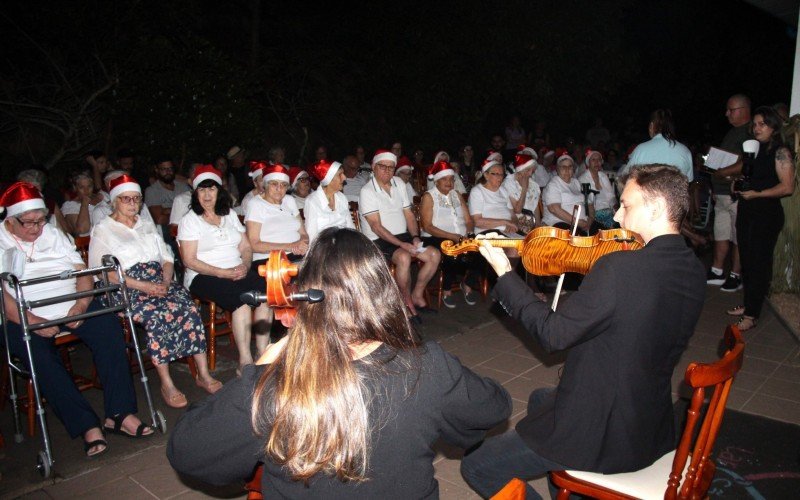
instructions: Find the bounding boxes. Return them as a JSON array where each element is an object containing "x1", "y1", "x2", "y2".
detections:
[{"x1": 460, "y1": 164, "x2": 706, "y2": 499}]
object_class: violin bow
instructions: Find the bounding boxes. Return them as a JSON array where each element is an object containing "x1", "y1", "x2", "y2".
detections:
[{"x1": 551, "y1": 204, "x2": 582, "y2": 311}]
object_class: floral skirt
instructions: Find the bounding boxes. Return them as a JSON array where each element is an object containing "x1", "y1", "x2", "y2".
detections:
[{"x1": 125, "y1": 261, "x2": 206, "y2": 364}]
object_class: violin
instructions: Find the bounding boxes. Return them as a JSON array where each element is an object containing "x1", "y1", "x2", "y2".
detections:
[
  {"x1": 441, "y1": 226, "x2": 644, "y2": 277},
  {"x1": 240, "y1": 251, "x2": 324, "y2": 327}
]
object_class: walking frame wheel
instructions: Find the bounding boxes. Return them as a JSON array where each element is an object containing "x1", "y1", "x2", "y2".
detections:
[
  {"x1": 37, "y1": 450, "x2": 52, "y2": 478},
  {"x1": 155, "y1": 410, "x2": 167, "y2": 433}
]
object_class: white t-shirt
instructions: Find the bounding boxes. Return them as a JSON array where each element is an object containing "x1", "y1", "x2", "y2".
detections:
[
  {"x1": 144, "y1": 180, "x2": 190, "y2": 209},
  {"x1": 62, "y1": 195, "x2": 104, "y2": 236},
  {"x1": 303, "y1": 188, "x2": 355, "y2": 242},
  {"x1": 292, "y1": 193, "x2": 309, "y2": 210},
  {"x1": 177, "y1": 211, "x2": 245, "y2": 288},
  {"x1": 169, "y1": 190, "x2": 193, "y2": 225},
  {"x1": 421, "y1": 188, "x2": 467, "y2": 238},
  {"x1": 533, "y1": 164, "x2": 552, "y2": 188},
  {"x1": 358, "y1": 177, "x2": 411, "y2": 241},
  {"x1": 468, "y1": 184, "x2": 513, "y2": 231},
  {"x1": 502, "y1": 174, "x2": 541, "y2": 214},
  {"x1": 578, "y1": 170, "x2": 616, "y2": 212},
  {"x1": 342, "y1": 172, "x2": 370, "y2": 202},
  {"x1": 91, "y1": 196, "x2": 154, "y2": 227},
  {"x1": 241, "y1": 190, "x2": 258, "y2": 217},
  {"x1": 0, "y1": 223, "x2": 85, "y2": 320},
  {"x1": 542, "y1": 176, "x2": 587, "y2": 226},
  {"x1": 89, "y1": 215, "x2": 174, "y2": 271},
  {"x1": 245, "y1": 195, "x2": 302, "y2": 261}
]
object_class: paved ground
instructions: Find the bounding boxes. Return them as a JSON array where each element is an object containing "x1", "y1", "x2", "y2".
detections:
[{"x1": 2, "y1": 279, "x2": 799, "y2": 499}]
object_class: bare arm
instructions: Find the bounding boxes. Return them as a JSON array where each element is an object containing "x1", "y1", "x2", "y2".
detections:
[
  {"x1": 179, "y1": 239, "x2": 242, "y2": 280},
  {"x1": 738, "y1": 147, "x2": 796, "y2": 200}
]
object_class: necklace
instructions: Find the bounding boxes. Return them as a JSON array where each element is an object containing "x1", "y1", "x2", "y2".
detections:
[{"x1": 11, "y1": 234, "x2": 35, "y2": 262}]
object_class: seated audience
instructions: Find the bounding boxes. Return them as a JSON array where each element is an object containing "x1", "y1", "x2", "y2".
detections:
[
  {"x1": 92, "y1": 170, "x2": 155, "y2": 226},
  {"x1": 395, "y1": 158, "x2": 418, "y2": 201},
  {"x1": 419, "y1": 161, "x2": 482, "y2": 308},
  {"x1": 168, "y1": 227, "x2": 511, "y2": 498},
  {"x1": 304, "y1": 159, "x2": 355, "y2": 241},
  {"x1": 240, "y1": 160, "x2": 267, "y2": 216},
  {"x1": 0, "y1": 182, "x2": 153, "y2": 457},
  {"x1": 16, "y1": 169, "x2": 68, "y2": 232},
  {"x1": 341, "y1": 154, "x2": 370, "y2": 202},
  {"x1": 578, "y1": 149, "x2": 618, "y2": 229},
  {"x1": 89, "y1": 175, "x2": 221, "y2": 409},
  {"x1": 503, "y1": 147, "x2": 542, "y2": 229},
  {"x1": 288, "y1": 167, "x2": 311, "y2": 210},
  {"x1": 62, "y1": 171, "x2": 104, "y2": 237},
  {"x1": 177, "y1": 165, "x2": 272, "y2": 372},
  {"x1": 245, "y1": 164, "x2": 309, "y2": 267},
  {"x1": 542, "y1": 153, "x2": 597, "y2": 235},
  {"x1": 359, "y1": 150, "x2": 441, "y2": 321}
]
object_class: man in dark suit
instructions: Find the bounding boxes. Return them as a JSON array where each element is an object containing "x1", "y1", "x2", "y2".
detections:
[{"x1": 461, "y1": 164, "x2": 706, "y2": 498}]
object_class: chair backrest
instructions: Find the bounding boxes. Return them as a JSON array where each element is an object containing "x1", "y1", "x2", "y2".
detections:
[
  {"x1": 348, "y1": 201, "x2": 361, "y2": 231},
  {"x1": 666, "y1": 324, "x2": 745, "y2": 499},
  {"x1": 74, "y1": 235, "x2": 91, "y2": 265},
  {"x1": 245, "y1": 463, "x2": 264, "y2": 500}
]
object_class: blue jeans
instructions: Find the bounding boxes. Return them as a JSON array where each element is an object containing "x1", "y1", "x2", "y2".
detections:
[{"x1": 460, "y1": 388, "x2": 565, "y2": 499}]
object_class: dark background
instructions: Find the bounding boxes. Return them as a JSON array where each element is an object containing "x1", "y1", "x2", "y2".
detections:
[{"x1": 0, "y1": 0, "x2": 796, "y2": 178}]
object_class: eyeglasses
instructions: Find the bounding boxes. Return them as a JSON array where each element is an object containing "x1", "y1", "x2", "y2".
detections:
[
  {"x1": 267, "y1": 181, "x2": 290, "y2": 189},
  {"x1": 374, "y1": 163, "x2": 396, "y2": 171},
  {"x1": 14, "y1": 217, "x2": 47, "y2": 228},
  {"x1": 118, "y1": 195, "x2": 143, "y2": 204}
]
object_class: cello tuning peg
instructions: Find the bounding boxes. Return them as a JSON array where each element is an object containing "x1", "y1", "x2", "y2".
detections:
[{"x1": 289, "y1": 288, "x2": 325, "y2": 303}]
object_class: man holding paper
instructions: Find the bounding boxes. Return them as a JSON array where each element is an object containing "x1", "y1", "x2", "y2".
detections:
[
  {"x1": 359, "y1": 150, "x2": 441, "y2": 321},
  {"x1": 705, "y1": 94, "x2": 751, "y2": 292}
]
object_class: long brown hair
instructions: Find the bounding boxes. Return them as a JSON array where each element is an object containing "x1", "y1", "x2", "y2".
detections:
[{"x1": 251, "y1": 227, "x2": 420, "y2": 482}]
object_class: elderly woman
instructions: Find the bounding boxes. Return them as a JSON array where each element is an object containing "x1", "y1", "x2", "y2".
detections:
[
  {"x1": 395, "y1": 158, "x2": 419, "y2": 201},
  {"x1": 420, "y1": 161, "x2": 482, "y2": 307},
  {"x1": 62, "y1": 171, "x2": 105, "y2": 237},
  {"x1": 16, "y1": 168, "x2": 69, "y2": 232},
  {"x1": 246, "y1": 164, "x2": 309, "y2": 267},
  {"x1": 729, "y1": 106, "x2": 796, "y2": 331},
  {"x1": 468, "y1": 161, "x2": 518, "y2": 236},
  {"x1": 89, "y1": 175, "x2": 221, "y2": 409},
  {"x1": 1, "y1": 182, "x2": 153, "y2": 457},
  {"x1": 427, "y1": 151, "x2": 467, "y2": 194},
  {"x1": 92, "y1": 170, "x2": 155, "y2": 226},
  {"x1": 304, "y1": 159, "x2": 355, "y2": 241},
  {"x1": 288, "y1": 167, "x2": 311, "y2": 210},
  {"x1": 168, "y1": 228, "x2": 511, "y2": 498},
  {"x1": 240, "y1": 160, "x2": 267, "y2": 216},
  {"x1": 178, "y1": 165, "x2": 272, "y2": 372},
  {"x1": 578, "y1": 149, "x2": 617, "y2": 229},
  {"x1": 542, "y1": 153, "x2": 597, "y2": 235},
  {"x1": 503, "y1": 148, "x2": 542, "y2": 230}
]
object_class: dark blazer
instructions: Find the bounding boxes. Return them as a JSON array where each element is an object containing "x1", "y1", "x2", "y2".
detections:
[{"x1": 493, "y1": 233, "x2": 705, "y2": 473}]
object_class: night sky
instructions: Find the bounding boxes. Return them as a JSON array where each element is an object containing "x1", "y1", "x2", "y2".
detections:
[{"x1": 1, "y1": 0, "x2": 797, "y2": 170}]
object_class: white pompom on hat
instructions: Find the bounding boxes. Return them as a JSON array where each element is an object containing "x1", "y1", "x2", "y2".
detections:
[
  {"x1": 191, "y1": 164, "x2": 223, "y2": 189},
  {"x1": 372, "y1": 149, "x2": 397, "y2": 166},
  {"x1": 109, "y1": 174, "x2": 141, "y2": 201},
  {"x1": 0, "y1": 181, "x2": 46, "y2": 217}
]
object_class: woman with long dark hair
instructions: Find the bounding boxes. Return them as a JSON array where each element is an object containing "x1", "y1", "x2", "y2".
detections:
[
  {"x1": 168, "y1": 227, "x2": 511, "y2": 498},
  {"x1": 728, "y1": 106, "x2": 795, "y2": 331}
]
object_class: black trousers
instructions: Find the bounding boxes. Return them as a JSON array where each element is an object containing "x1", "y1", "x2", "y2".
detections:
[{"x1": 736, "y1": 201, "x2": 784, "y2": 319}]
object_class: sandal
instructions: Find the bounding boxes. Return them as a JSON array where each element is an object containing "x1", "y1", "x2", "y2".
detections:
[
  {"x1": 103, "y1": 414, "x2": 154, "y2": 438},
  {"x1": 196, "y1": 377, "x2": 223, "y2": 395},
  {"x1": 83, "y1": 434, "x2": 108, "y2": 457},
  {"x1": 727, "y1": 305, "x2": 745, "y2": 316},
  {"x1": 161, "y1": 387, "x2": 188, "y2": 409},
  {"x1": 736, "y1": 316, "x2": 757, "y2": 332}
]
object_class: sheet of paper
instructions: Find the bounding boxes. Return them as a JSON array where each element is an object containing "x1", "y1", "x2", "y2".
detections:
[{"x1": 704, "y1": 147, "x2": 739, "y2": 170}]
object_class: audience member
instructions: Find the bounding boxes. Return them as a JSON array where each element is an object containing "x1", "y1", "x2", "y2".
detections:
[
  {"x1": 341, "y1": 154, "x2": 369, "y2": 202},
  {"x1": 61, "y1": 171, "x2": 104, "y2": 237},
  {"x1": 578, "y1": 149, "x2": 617, "y2": 229},
  {"x1": 304, "y1": 159, "x2": 355, "y2": 241},
  {"x1": 288, "y1": 167, "x2": 311, "y2": 210},
  {"x1": 542, "y1": 153, "x2": 596, "y2": 235}
]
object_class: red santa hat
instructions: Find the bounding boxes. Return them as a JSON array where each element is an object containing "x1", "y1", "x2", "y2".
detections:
[
  {"x1": 248, "y1": 160, "x2": 268, "y2": 179},
  {"x1": 109, "y1": 174, "x2": 141, "y2": 201},
  {"x1": 540, "y1": 147, "x2": 555, "y2": 159},
  {"x1": 262, "y1": 164, "x2": 291, "y2": 185},
  {"x1": 555, "y1": 148, "x2": 574, "y2": 166},
  {"x1": 288, "y1": 166, "x2": 309, "y2": 188},
  {"x1": 427, "y1": 161, "x2": 456, "y2": 182},
  {"x1": 584, "y1": 148, "x2": 603, "y2": 166},
  {"x1": 192, "y1": 164, "x2": 223, "y2": 189},
  {"x1": 372, "y1": 149, "x2": 397, "y2": 166},
  {"x1": 396, "y1": 156, "x2": 414, "y2": 174},
  {"x1": 0, "y1": 182, "x2": 46, "y2": 217},
  {"x1": 309, "y1": 159, "x2": 342, "y2": 186},
  {"x1": 516, "y1": 144, "x2": 538, "y2": 160},
  {"x1": 432, "y1": 150, "x2": 450, "y2": 164},
  {"x1": 484, "y1": 151, "x2": 503, "y2": 164},
  {"x1": 513, "y1": 154, "x2": 536, "y2": 173}
]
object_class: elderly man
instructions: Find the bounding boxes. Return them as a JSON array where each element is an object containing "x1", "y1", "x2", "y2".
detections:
[
  {"x1": 341, "y1": 154, "x2": 370, "y2": 202},
  {"x1": 359, "y1": 150, "x2": 441, "y2": 321},
  {"x1": 0, "y1": 182, "x2": 153, "y2": 458},
  {"x1": 461, "y1": 165, "x2": 705, "y2": 498}
]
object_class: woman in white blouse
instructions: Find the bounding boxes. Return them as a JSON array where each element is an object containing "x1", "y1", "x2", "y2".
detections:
[
  {"x1": 288, "y1": 167, "x2": 311, "y2": 210},
  {"x1": 304, "y1": 159, "x2": 355, "y2": 241},
  {"x1": 89, "y1": 175, "x2": 221, "y2": 409},
  {"x1": 241, "y1": 160, "x2": 267, "y2": 217},
  {"x1": 62, "y1": 171, "x2": 105, "y2": 237},
  {"x1": 468, "y1": 160, "x2": 520, "y2": 264},
  {"x1": 246, "y1": 164, "x2": 309, "y2": 266},
  {"x1": 419, "y1": 161, "x2": 482, "y2": 308},
  {"x1": 578, "y1": 149, "x2": 617, "y2": 229},
  {"x1": 502, "y1": 149, "x2": 542, "y2": 231},
  {"x1": 178, "y1": 166, "x2": 272, "y2": 372},
  {"x1": 542, "y1": 154, "x2": 598, "y2": 235}
]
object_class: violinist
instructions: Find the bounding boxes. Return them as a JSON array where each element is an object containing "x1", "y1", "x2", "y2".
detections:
[{"x1": 460, "y1": 164, "x2": 706, "y2": 499}]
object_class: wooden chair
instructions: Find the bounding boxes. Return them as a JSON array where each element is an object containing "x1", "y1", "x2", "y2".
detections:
[
  {"x1": 193, "y1": 297, "x2": 233, "y2": 371},
  {"x1": 348, "y1": 201, "x2": 361, "y2": 231},
  {"x1": 73, "y1": 235, "x2": 91, "y2": 265},
  {"x1": 550, "y1": 324, "x2": 745, "y2": 499}
]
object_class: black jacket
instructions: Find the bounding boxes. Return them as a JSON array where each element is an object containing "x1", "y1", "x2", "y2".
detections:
[
  {"x1": 167, "y1": 341, "x2": 511, "y2": 499},
  {"x1": 493, "y1": 234, "x2": 705, "y2": 473}
]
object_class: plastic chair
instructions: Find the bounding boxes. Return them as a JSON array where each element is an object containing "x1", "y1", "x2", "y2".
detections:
[
  {"x1": 550, "y1": 324, "x2": 745, "y2": 499},
  {"x1": 245, "y1": 463, "x2": 264, "y2": 499}
]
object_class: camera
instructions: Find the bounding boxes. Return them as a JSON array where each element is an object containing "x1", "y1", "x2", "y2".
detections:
[{"x1": 733, "y1": 140, "x2": 759, "y2": 199}]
